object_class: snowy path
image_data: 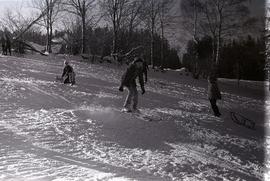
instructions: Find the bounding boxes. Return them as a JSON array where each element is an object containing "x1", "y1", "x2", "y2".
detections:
[{"x1": 0, "y1": 55, "x2": 266, "y2": 180}]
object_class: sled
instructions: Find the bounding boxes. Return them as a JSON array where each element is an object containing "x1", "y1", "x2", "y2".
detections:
[{"x1": 230, "y1": 111, "x2": 255, "y2": 130}]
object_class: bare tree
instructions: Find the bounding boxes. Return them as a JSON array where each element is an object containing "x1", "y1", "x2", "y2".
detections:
[
  {"x1": 0, "y1": 6, "x2": 46, "y2": 40},
  {"x1": 181, "y1": 0, "x2": 200, "y2": 42},
  {"x1": 201, "y1": 0, "x2": 250, "y2": 64},
  {"x1": 59, "y1": 15, "x2": 78, "y2": 54},
  {"x1": 0, "y1": 7, "x2": 51, "y2": 55},
  {"x1": 181, "y1": 0, "x2": 201, "y2": 77},
  {"x1": 124, "y1": 0, "x2": 145, "y2": 47},
  {"x1": 141, "y1": 0, "x2": 160, "y2": 69},
  {"x1": 63, "y1": 0, "x2": 98, "y2": 54},
  {"x1": 100, "y1": 0, "x2": 129, "y2": 54},
  {"x1": 266, "y1": 6, "x2": 270, "y2": 90},
  {"x1": 157, "y1": 0, "x2": 172, "y2": 69},
  {"x1": 181, "y1": 0, "x2": 249, "y2": 65},
  {"x1": 0, "y1": 9, "x2": 28, "y2": 34},
  {"x1": 32, "y1": 0, "x2": 62, "y2": 53}
]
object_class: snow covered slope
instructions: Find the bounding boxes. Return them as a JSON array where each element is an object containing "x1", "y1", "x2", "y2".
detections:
[{"x1": 0, "y1": 54, "x2": 267, "y2": 180}]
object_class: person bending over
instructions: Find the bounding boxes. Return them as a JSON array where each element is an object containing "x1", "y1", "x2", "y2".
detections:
[{"x1": 119, "y1": 57, "x2": 146, "y2": 113}]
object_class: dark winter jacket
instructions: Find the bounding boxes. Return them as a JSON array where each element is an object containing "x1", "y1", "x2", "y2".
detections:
[
  {"x1": 62, "y1": 64, "x2": 73, "y2": 77},
  {"x1": 121, "y1": 63, "x2": 144, "y2": 88},
  {"x1": 1, "y1": 36, "x2": 5, "y2": 48},
  {"x1": 62, "y1": 64, "x2": 74, "y2": 83},
  {"x1": 208, "y1": 75, "x2": 221, "y2": 100},
  {"x1": 143, "y1": 61, "x2": 149, "y2": 83}
]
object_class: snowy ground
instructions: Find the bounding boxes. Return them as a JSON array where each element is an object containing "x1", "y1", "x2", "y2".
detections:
[{"x1": 0, "y1": 54, "x2": 267, "y2": 180}]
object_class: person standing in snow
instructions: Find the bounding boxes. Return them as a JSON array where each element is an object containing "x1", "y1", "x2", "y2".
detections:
[
  {"x1": 61, "y1": 60, "x2": 75, "y2": 85},
  {"x1": 119, "y1": 57, "x2": 146, "y2": 112},
  {"x1": 208, "y1": 65, "x2": 221, "y2": 117},
  {"x1": 142, "y1": 59, "x2": 149, "y2": 83}
]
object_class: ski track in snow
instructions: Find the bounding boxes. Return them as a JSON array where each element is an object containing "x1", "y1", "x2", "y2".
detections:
[{"x1": 0, "y1": 56, "x2": 267, "y2": 180}]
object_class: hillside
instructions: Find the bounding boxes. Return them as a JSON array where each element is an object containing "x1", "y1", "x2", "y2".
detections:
[{"x1": 0, "y1": 54, "x2": 267, "y2": 180}]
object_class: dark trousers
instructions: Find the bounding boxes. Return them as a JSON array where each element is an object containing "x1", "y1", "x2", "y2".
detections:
[
  {"x1": 63, "y1": 76, "x2": 70, "y2": 84},
  {"x1": 63, "y1": 73, "x2": 75, "y2": 85},
  {"x1": 209, "y1": 98, "x2": 220, "y2": 116}
]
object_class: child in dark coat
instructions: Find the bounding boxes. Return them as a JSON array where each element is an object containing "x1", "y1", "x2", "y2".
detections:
[
  {"x1": 62, "y1": 60, "x2": 75, "y2": 85},
  {"x1": 208, "y1": 67, "x2": 221, "y2": 117}
]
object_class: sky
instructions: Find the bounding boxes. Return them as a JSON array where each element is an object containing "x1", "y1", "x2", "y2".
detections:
[
  {"x1": 0, "y1": 0, "x2": 32, "y2": 17},
  {"x1": 0, "y1": 0, "x2": 265, "y2": 25},
  {"x1": 0, "y1": 0, "x2": 263, "y2": 19},
  {"x1": 0, "y1": 0, "x2": 266, "y2": 53}
]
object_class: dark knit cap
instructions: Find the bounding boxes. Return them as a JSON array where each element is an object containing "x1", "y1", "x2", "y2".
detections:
[{"x1": 133, "y1": 57, "x2": 143, "y2": 63}]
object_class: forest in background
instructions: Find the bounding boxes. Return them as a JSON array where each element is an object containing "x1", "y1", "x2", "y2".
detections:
[{"x1": 0, "y1": 0, "x2": 267, "y2": 81}]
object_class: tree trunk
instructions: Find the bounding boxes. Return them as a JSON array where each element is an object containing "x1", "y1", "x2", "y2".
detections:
[
  {"x1": 111, "y1": 0, "x2": 117, "y2": 54},
  {"x1": 216, "y1": 8, "x2": 223, "y2": 65},
  {"x1": 49, "y1": 2, "x2": 53, "y2": 53},
  {"x1": 81, "y1": 12, "x2": 86, "y2": 54},
  {"x1": 215, "y1": 35, "x2": 220, "y2": 65},
  {"x1": 160, "y1": 20, "x2": 164, "y2": 69},
  {"x1": 46, "y1": 26, "x2": 50, "y2": 52},
  {"x1": 112, "y1": 28, "x2": 117, "y2": 54},
  {"x1": 45, "y1": 0, "x2": 53, "y2": 53},
  {"x1": 150, "y1": 0, "x2": 155, "y2": 69},
  {"x1": 127, "y1": 22, "x2": 133, "y2": 50},
  {"x1": 14, "y1": 10, "x2": 47, "y2": 41},
  {"x1": 151, "y1": 23, "x2": 154, "y2": 69},
  {"x1": 46, "y1": 0, "x2": 50, "y2": 52},
  {"x1": 269, "y1": 70, "x2": 270, "y2": 91},
  {"x1": 193, "y1": 0, "x2": 198, "y2": 41},
  {"x1": 212, "y1": 36, "x2": 216, "y2": 64},
  {"x1": 49, "y1": 18, "x2": 53, "y2": 53}
]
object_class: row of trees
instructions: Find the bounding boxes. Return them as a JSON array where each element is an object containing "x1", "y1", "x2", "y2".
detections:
[
  {"x1": 0, "y1": 0, "x2": 180, "y2": 69},
  {"x1": 55, "y1": 24, "x2": 180, "y2": 68},
  {"x1": 0, "y1": 0, "x2": 265, "y2": 79},
  {"x1": 183, "y1": 35, "x2": 265, "y2": 81},
  {"x1": 181, "y1": 0, "x2": 253, "y2": 65},
  {"x1": 180, "y1": 0, "x2": 266, "y2": 80}
]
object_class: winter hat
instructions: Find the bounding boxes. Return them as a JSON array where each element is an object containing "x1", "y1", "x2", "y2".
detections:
[
  {"x1": 133, "y1": 57, "x2": 143, "y2": 63},
  {"x1": 64, "y1": 60, "x2": 69, "y2": 65}
]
